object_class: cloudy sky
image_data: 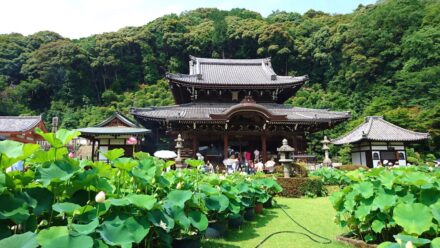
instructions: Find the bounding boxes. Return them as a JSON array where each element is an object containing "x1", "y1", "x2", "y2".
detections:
[{"x1": 0, "y1": 0, "x2": 377, "y2": 39}]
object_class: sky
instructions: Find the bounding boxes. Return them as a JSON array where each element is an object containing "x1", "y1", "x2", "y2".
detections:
[{"x1": 0, "y1": 0, "x2": 377, "y2": 39}]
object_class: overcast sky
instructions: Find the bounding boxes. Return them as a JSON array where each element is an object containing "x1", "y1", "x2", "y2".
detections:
[{"x1": 0, "y1": 0, "x2": 377, "y2": 39}]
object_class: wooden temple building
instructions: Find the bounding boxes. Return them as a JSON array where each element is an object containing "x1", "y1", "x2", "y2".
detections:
[
  {"x1": 0, "y1": 116, "x2": 48, "y2": 144},
  {"x1": 332, "y1": 116, "x2": 429, "y2": 167},
  {"x1": 76, "y1": 112, "x2": 150, "y2": 161},
  {"x1": 132, "y1": 56, "x2": 350, "y2": 163}
]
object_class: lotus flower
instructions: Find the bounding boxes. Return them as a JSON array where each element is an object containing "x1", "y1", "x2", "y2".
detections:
[
  {"x1": 127, "y1": 136, "x2": 138, "y2": 145},
  {"x1": 405, "y1": 241, "x2": 414, "y2": 248},
  {"x1": 95, "y1": 191, "x2": 106, "y2": 203},
  {"x1": 68, "y1": 152, "x2": 75, "y2": 158},
  {"x1": 176, "y1": 182, "x2": 182, "y2": 189},
  {"x1": 159, "y1": 220, "x2": 168, "y2": 230}
]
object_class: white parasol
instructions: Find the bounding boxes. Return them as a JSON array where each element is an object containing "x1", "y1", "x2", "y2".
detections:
[{"x1": 154, "y1": 150, "x2": 177, "y2": 159}]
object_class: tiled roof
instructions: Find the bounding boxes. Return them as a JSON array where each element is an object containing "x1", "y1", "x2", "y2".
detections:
[
  {"x1": 76, "y1": 127, "x2": 150, "y2": 136},
  {"x1": 332, "y1": 116, "x2": 429, "y2": 144},
  {"x1": 166, "y1": 56, "x2": 307, "y2": 86},
  {"x1": 96, "y1": 112, "x2": 139, "y2": 127},
  {"x1": 0, "y1": 116, "x2": 43, "y2": 133},
  {"x1": 132, "y1": 103, "x2": 350, "y2": 123}
]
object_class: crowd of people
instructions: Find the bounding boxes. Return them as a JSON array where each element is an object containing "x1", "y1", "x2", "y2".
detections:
[{"x1": 194, "y1": 149, "x2": 277, "y2": 174}]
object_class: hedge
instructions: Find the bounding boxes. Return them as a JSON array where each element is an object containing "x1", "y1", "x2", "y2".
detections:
[{"x1": 276, "y1": 176, "x2": 326, "y2": 198}]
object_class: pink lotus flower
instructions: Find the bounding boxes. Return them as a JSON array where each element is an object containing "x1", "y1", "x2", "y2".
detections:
[
  {"x1": 127, "y1": 136, "x2": 137, "y2": 145},
  {"x1": 68, "y1": 152, "x2": 75, "y2": 158}
]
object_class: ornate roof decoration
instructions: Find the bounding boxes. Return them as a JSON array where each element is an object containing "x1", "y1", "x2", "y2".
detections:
[
  {"x1": 0, "y1": 116, "x2": 46, "y2": 133},
  {"x1": 332, "y1": 116, "x2": 429, "y2": 144},
  {"x1": 131, "y1": 100, "x2": 350, "y2": 124},
  {"x1": 166, "y1": 56, "x2": 308, "y2": 88}
]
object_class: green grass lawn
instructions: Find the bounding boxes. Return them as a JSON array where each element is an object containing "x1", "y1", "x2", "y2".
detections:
[{"x1": 202, "y1": 197, "x2": 351, "y2": 248}]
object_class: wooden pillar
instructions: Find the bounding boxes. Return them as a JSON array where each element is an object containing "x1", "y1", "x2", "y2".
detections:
[
  {"x1": 223, "y1": 133, "x2": 229, "y2": 159},
  {"x1": 192, "y1": 134, "x2": 198, "y2": 158},
  {"x1": 91, "y1": 139, "x2": 95, "y2": 162},
  {"x1": 262, "y1": 134, "x2": 267, "y2": 162}
]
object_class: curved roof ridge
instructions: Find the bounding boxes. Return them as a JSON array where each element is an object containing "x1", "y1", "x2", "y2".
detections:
[
  {"x1": 190, "y1": 55, "x2": 271, "y2": 65},
  {"x1": 332, "y1": 116, "x2": 429, "y2": 144}
]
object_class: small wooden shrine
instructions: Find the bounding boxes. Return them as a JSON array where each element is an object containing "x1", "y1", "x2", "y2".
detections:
[
  {"x1": 332, "y1": 116, "x2": 429, "y2": 167},
  {"x1": 76, "y1": 112, "x2": 150, "y2": 161}
]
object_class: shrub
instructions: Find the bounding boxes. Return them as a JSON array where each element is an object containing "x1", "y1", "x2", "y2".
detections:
[
  {"x1": 273, "y1": 163, "x2": 308, "y2": 177},
  {"x1": 277, "y1": 177, "x2": 326, "y2": 198},
  {"x1": 336, "y1": 164, "x2": 369, "y2": 171},
  {"x1": 330, "y1": 166, "x2": 440, "y2": 247}
]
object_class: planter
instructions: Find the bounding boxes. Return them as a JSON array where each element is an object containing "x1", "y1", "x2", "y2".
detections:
[
  {"x1": 228, "y1": 214, "x2": 244, "y2": 229},
  {"x1": 243, "y1": 207, "x2": 255, "y2": 221},
  {"x1": 172, "y1": 235, "x2": 201, "y2": 248},
  {"x1": 254, "y1": 203, "x2": 263, "y2": 214},
  {"x1": 336, "y1": 235, "x2": 377, "y2": 248},
  {"x1": 204, "y1": 219, "x2": 228, "y2": 239},
  {"x1": 263, "y1": 197, "x2": 273, "y2": 208}
]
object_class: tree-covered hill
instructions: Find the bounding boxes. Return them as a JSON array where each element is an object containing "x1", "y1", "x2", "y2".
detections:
[{"x1": 1, "y1": 0, "x2": 439, "y2": 158}]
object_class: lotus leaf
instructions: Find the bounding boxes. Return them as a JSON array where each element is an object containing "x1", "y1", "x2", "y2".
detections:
[
  {"x1": 188, "y1": 210, "x2": 208, "y2": 231},
  {"x1": 0, "y1": 231, "x2": 37, "y2": 248},
  {"x1": 98, "y1": 215, "x2": 149, "y2": 248},
  {"x1": 37, "y1": 226, "x2": 93, "y2": 248},
  {"x1": 393, "y1": 203, "x2": 433, "y2": 235}
]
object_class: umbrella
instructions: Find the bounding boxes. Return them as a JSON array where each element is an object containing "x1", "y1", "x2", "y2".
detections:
[{"x1": 154, "y1": 150, "x2": 177, "y2": 159}]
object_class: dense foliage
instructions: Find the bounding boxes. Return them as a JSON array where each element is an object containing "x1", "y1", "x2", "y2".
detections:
[
  {"x1": 329, "y1": 166, "x2": 440, "y2": 247},
  {"x1": 0, "y1": 129, "x2": 282, "y2": 247},
  {"x1": 310, "y1": 167, "x2": 352, "y2": 186},
  {"x1": 1, "y1": 0, "x2": 439, "y2": 157}
]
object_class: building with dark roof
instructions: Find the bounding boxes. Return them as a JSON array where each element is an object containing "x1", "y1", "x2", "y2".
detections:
[
  {"x1": 76, "y1": 112, "x2": 150, "y2": 161},
  {"x1": 332, "y1": 116, "x2": 429, "y2": 167},
  {"x1": 0, "y1": 116, "x2": 47, "y2": 143},
  {"x1": 133, "y1": 56, "x2": 350, "y2": 162}
]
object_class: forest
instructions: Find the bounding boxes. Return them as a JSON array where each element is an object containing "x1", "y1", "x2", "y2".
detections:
[{"x1": 0, "y1": 0, "x2": 439, "y2": 160}]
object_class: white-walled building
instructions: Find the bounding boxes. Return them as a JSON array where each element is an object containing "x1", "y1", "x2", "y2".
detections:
[{"x1": 332, "y1": 116, "x2": 428, "y2": 167}]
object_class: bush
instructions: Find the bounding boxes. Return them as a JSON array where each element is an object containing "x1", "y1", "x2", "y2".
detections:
[
  {"x1": 336, "y1": 164, "x2": 369, "y2": 171},
  {"x1": 330, "y1": 166, "x2": 440, "y2": 246},
  {"x1": 277, "y1": 177, "x2": 326, "y2": 198},
  {"x1": 273, "y1": 163, "x2": 308, "y2": 177}
]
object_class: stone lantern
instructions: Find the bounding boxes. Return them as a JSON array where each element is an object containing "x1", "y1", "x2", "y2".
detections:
[
  {"x1": 277, "y1": 138, "x2": 295, "y2": 178},
  {"x1": 175, "y1": 134, "x2": 184, "y2": 169},
  {"x1": 321, "y1": 136, "x2": 332, "y2": 167}
]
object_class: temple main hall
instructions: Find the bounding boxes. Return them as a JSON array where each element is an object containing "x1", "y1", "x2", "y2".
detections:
[{"x1": 132, "y1": 56, "x2": 350, "y2": 163}]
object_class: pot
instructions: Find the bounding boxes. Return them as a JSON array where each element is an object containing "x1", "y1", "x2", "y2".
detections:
[
  {"x1": 243, "y1": 207, "x2": 255, "y2": 221},
  {"x1": 263, "y1": 197, "x2": 273, "y2": 208},
  {"x1": 204, "y1": 219, "x2": 228, "y2": 239},
  {"x1": 255, "y1": 203, "x2": 263, "y2": 214},
  {"x1": 228, "y1": 214, "x2": 243, "y2": 229},
  {"x1": 172, "y1": 235, "x2": 201, "y2": 248}
]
